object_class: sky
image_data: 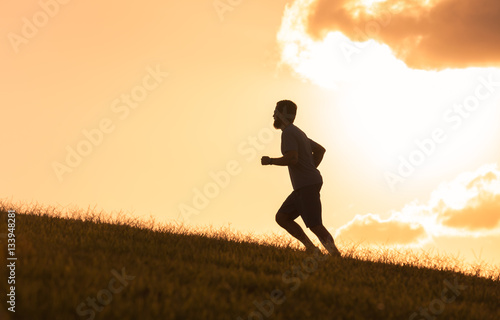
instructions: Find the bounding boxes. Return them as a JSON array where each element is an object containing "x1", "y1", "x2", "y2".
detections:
[{"x1": 2, "y1": 0, "x2": 500, "y2": 268}]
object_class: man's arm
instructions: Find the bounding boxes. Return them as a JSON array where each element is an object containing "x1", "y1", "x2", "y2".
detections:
[
  {"x1": 261, "y1": 150, "x2": 298, "y2": 166},
  {"x1": 310, "y1": 139, "x2": 326, "y2": 168}
]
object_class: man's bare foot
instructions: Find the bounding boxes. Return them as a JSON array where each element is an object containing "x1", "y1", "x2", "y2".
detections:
[
  {"x1": 305, "y1": 246, "x2": 319, "y2": 254},
  {"x1": 324, "y1": 242, "x2": 341, "y2": 257}
]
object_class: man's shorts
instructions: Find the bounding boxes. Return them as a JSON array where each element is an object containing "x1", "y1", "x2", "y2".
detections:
[{"x1": 277, "y1": 182, "x2": 323, "y2": 228}]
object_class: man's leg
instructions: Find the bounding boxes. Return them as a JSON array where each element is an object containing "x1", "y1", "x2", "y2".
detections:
[
  {"x1": 276, "y1": 211, "x2": 317, "y2": 251},
  {"x1": 297, "y1": 183, "x2": 340, "y2": 256},
  {"x1": 310, "y1": 224, "x2": 341, "y2": 256}
]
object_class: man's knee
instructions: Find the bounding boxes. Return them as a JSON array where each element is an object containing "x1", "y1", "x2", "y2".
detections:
[
  {"x1": 275, "y1": 211, "x2": 290, "y2": 227},
  {"x1": 275, "y1": 212, "x2": 284, "y2": 225}
]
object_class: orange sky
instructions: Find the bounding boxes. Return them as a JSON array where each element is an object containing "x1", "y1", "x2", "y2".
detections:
[{"x1": 2, "y1": 0, "x2": 500, "y2": 268}]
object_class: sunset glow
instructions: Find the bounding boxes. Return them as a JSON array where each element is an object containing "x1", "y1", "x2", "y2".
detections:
[{"x1": 2, "y1": 0, "x2": 500, "y2": 270}]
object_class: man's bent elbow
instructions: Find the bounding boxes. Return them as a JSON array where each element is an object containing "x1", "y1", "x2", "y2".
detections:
[{"x1": 313, "y1": 149, "x2": 325, "y2": 157}]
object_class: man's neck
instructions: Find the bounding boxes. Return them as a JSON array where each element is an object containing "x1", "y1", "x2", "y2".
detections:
[{"x1": 280, "y1": 122, "x2": 292, "y2": 131}]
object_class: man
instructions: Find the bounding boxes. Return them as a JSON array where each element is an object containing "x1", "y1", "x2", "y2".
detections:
[{"x1": 261, "y1": 100, "x2": 341, "y2": 256}]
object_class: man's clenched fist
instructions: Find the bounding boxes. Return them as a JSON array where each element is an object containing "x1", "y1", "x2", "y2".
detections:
[{"x1": 261, "y1": 156, "x2": 272, "y2": 165}]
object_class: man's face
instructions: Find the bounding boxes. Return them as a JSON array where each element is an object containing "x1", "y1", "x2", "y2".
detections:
[{"x1": 273, "y1": 108, "x2": 283, "y2": 129}]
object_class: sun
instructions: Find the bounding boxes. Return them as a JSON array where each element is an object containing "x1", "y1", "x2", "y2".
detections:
[
  {"x1": 277, "y1": 0, "x2": 500, "y2": 177},
  {"x1": 359, "y1": 0, "x2": 388, "y2": 11}
]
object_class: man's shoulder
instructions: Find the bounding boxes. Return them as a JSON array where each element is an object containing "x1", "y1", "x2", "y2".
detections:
[
  {"x1": 283, "y1": 124, "x2": 299, "y2": 133},
  {"x1": 284, "y1": 124, "x2": 307, "y2": 137}
]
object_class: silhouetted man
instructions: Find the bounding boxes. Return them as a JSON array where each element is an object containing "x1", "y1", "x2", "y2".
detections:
[{"x1": 261, "y1": 100, "x2": 341, "y2": 256}]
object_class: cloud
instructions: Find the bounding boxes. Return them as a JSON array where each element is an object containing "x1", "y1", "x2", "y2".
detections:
[
  {"x1": 466, "y1": 171, "x2": 498, "y2": 189},
  {"x1": 438, "y1": 194, "x2": 500, "y2": 230},
  {"x1": 336, "y1": 164, "x2": 500, "y2": 246},
  {"x1": 335, "y1": 213, "x2": 429, "y2": 245},
  {"x1": 434, "y1": 167, "x2": 500, "y2": 231},
  {"x1": 303, "y1": 0, "x2": 500, "y2": 69}
]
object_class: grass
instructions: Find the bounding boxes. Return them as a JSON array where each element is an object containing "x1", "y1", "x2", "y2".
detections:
[{"x1": 0, "y1": 201, "x2": 499, "y2": 320}]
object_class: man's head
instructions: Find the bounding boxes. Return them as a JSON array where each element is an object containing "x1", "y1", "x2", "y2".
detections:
[{"x1": 273, "y1": 100, "x2": 297, "y2": 129}]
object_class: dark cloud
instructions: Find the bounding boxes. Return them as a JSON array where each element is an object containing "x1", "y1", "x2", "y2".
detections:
[{"x1": 305, "y1": 0, "x2": 500, "y2": 69}]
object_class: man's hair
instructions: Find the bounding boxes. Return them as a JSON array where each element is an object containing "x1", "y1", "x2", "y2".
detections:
[{"x1": 276, "y1": 100, "x2": 297, "y2": 122}]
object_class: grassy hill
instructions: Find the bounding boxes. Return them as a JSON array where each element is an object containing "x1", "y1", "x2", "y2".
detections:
[{"x1": 0, "y1": 203, "x2": 499, "y2": 320}]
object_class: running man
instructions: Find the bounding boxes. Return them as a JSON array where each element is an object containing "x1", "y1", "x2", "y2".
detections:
[{"x1": 261, "y1": 100, "x2": 341, "y2": 256}]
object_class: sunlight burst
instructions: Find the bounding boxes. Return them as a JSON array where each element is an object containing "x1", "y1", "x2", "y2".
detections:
[{"x1": 277, "y1": 0, "x2": 500, "y2": 173}]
